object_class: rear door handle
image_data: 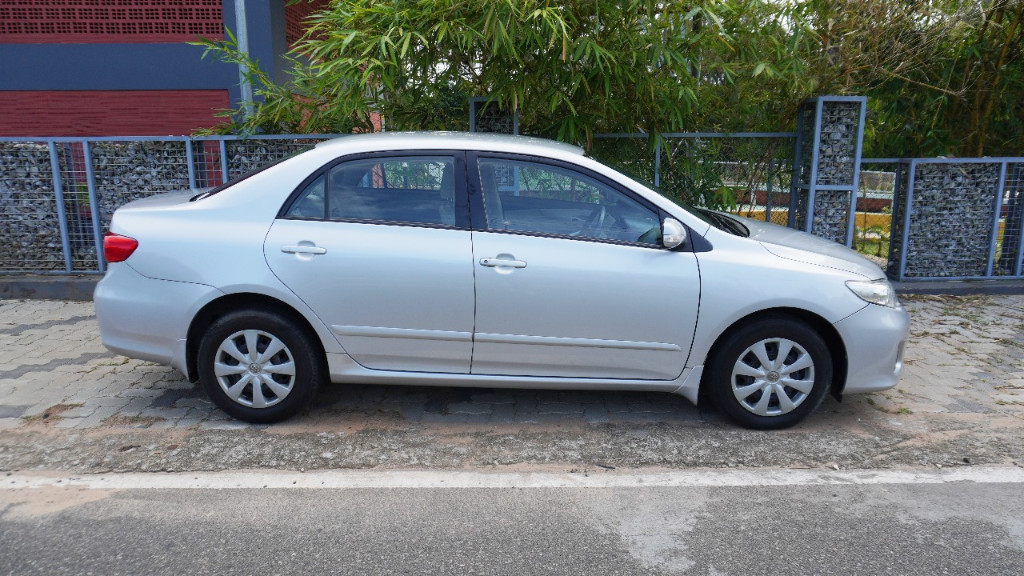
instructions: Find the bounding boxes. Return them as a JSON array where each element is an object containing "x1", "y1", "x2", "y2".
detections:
[
  {"x1": 281, "y1": 244, "x2": 327, "y2": 255},
  {"x1": 480, "y1": 257, "x2": 526, "y2": 269}
]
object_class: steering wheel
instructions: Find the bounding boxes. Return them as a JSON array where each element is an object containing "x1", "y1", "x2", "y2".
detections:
[{"x1": 572, "y1": 205, "x2": 607, "y2": 237}]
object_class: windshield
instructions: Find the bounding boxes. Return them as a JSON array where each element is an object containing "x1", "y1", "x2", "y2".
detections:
[
  {"x1": 691, "y1": 207, "x2": 749, "y2": 237},
  {"x1": 593, "y1": 157, "x2": 750, "y2": 237}
]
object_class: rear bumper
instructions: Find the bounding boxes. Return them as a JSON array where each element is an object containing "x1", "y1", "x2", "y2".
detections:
[
  {"x1": 834, "y1": 302, "x2": 909, "y2": 394},
  {"x1": 94, "y1": 263, "x2": 221, "y2": 377}
]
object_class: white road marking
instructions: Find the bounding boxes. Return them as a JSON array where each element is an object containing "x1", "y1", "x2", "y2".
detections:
[{"x1": 3, "y1": 466, "x2": 1024, "y2": 490}]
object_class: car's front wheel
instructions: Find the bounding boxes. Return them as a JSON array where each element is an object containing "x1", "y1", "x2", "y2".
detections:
[
  {"x1": 197, "y1": 309, "x2": 323, "y2": 423},
  {"x1": 707, "y1": 315, "x2": 832, "y2": 430}
]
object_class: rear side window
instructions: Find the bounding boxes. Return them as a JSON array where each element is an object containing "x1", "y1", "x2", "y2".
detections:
[
  {"x1": 285, "y1": 156, "x2": 458, "y2": 226},
  {"x1": 285, "y1": 174, "x2": 326, "y2": 218}
]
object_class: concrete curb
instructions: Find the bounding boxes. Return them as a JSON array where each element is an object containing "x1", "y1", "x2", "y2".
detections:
[
  {"x1": 894, "y1": 279, "x2": 1024, "y2": 296},
  {"x1": 0, "y1": 275, "x2": 99, "y2": 301}
]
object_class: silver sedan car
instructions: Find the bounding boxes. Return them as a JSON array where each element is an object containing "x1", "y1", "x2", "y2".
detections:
[{"x1": 94, "y1": 132, "x2": 908, "y2": 429}]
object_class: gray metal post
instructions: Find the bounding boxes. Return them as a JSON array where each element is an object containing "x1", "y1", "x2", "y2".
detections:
[
  {"x1": 788, "y1": 108, "x2": 804, "y2": 228},
  {"x1": 82, "y1": 142, "x2": 106, "y2": 273},
  {"x1": 234, "y1": 0, "x2": 254, "y2": 116},
  {"x1": 654, "y1": 138, "x2": 661, "y2": 188},
  {"x1": 898, "y1": 161, "x2": 917, "y2": 282},
  {"x1": 1016, "y1": 164, "x2": 1024, "y2": 277},
  {"x1": 47, "y1": 142, "x2": 74, "y2": 272},
  {"x1": 886, "y1": 162, "x2": 904, "y2": 272},
  {"x1": 185, "y1": 140, "x2": 197, "y2": 189},
  {"x1": 805, "y1": 98, "x2": 824, "y2": 234},
  {"x1": 220, "y1": 139, "x2": 229, "y2": 184},
  {"x1": 986, "y1": 162, "x2": 1008, "y2": 277},
  {"x1": 844, "y1": 98, "x2": 868, "y2": 246}
]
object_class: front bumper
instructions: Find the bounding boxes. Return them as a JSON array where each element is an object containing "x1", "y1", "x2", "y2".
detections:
[{"x1": 834, "y1": 301, "x2": 910, "y2": 394}]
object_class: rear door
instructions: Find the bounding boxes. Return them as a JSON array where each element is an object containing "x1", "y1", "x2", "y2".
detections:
[{"x1": 265, "y1": 152, "x2": 476, "y2": 373}]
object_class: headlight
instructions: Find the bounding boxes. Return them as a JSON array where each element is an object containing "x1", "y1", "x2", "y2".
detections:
[{"x1": 846, "y1": 279, "x2": 900, "y2": 308}]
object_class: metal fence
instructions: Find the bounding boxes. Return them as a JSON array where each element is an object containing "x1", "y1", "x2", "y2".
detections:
[
  {"x1": 591, "y1": 132, "x2": 797, "y2": 227},
  {"x1": 0, "y1": 135, "x2": 338, "y2": 274},
  {"x1": 2, "y1": 133, "x2": 1022, "y2": 281}
]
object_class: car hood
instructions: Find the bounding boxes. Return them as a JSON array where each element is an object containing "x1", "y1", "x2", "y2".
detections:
[{"x1": 735, "y1": 216, "x2": 884, "y2": 279}]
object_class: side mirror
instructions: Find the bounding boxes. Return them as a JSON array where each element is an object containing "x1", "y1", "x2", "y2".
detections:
[{"x1": 662, "y1": 218, "x2": 687, "y2": 249}]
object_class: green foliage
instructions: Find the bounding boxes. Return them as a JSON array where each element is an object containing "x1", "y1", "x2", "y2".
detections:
[
  {"x1": 196, "y1": 1, "x2": 731, "y2": 143},
  {"x1": 305, "y1": 0, "x2": 739, "y2": 144},
  {"x1": 190, "y1": 29, "x2": 371, "y2": 135},
  {"x1": 857, "y1": 0, "x2": 1024, "y2": 157},
  {"x1": 194, "y1": 0, "x2": 1024, "y2": 160},
  {"x1": 660, "y1": 140, "x2": 736, "y2": 210}
]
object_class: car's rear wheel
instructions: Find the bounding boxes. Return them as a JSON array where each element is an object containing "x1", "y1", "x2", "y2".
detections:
[
  {"x1": 707, "y1": 315, "x2": 831, "y2": 430},
  {"x1": 198, "y1": 309, "x2": 323, "y2": 423}
]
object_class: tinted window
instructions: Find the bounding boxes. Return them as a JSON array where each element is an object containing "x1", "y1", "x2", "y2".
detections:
[
  {"x1": 285, "y1": 174, "x2": 326, "y2": 218},
  {"x1": 477, "y1": 158, "x2": 661, "y2": 244},
  {"x1": 286, "y1": 156, "x2": 457, "y2": 226}
]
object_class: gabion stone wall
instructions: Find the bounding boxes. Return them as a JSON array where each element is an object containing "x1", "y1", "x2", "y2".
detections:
[
  {"x1": 225, "y1": 139, "x2": 323, "y2": 180},
  {"x1": 888, "y1": 162, "x2": 999, "y2": 279},
  {"x1": 472, "y1": 102, "x2": 516, "y2": 134},
  {"x1": 811, "y1": 190, "x2": 852, "y2": 241},
  {"x1": 814, "y1": 102, "x2": 859, "y2": 187},
  {"x1": 792, "y1": 98, "x2": 864, "y2": 244},
  {"x1": 0, "y1": 143, "x2": 65, "y2": 271},
  {"x1": 91, "y1": 141, "x2": 192, "y2": 228},
  {"x1": 0, "y1": 137, "x2": 331, "y2": 274}
]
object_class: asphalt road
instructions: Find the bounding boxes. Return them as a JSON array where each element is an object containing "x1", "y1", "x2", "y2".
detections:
[{"x1": 3, "y1": 468, "x2": 1023, "y2": 575}]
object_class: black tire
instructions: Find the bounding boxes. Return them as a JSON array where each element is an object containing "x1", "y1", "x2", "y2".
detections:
[
  {"x1": 706, "y1": 315, "x2": 832, "y2": 430},
  {"x1": 197, "y1": 309, "x2": 323, "y2": 424}
]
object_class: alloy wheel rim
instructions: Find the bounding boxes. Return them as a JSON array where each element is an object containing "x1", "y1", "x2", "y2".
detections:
[
  {"x1": 730, "y1": 337, "x2": 815, "y2": 417},
  {"x1": 214, "y1": 329, "x2": 296, "y2": 409}
]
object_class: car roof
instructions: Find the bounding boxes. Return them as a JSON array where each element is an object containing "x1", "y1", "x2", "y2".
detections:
[{"x1": 314, "y1": 131, "x2": 585, "y2": 157}]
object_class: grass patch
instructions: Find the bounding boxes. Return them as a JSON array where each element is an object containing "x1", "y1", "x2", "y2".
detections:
[
  {"x1": 997, "y1": 338, "x2": 1024, "y2": 350},
  {"x1": 854, "y1": 238, "x2": 890, "y2": 259},
  {"x1": 102, "y1": 415, "x2": 162, "y2": 427},
  {"x1": 21, "y1": 403, "x2": 83, "y2": 422},
  {"x1": 865, "y1": 397, "x2": 912, "y2": 415}
]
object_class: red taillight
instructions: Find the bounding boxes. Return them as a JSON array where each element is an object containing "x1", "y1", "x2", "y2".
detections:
[{"x1": 103, "y1": 232, "x2": 138, "y2": 263}]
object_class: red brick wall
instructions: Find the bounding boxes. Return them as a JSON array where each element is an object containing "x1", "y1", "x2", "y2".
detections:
[
  {"x1": 0, "y1": 0, "x2": 224, "y2": 44},
  {"x1": 284, "y1": 0, "x2": 329, "y2": 48},
  {"x1": 0, "y1": 90, "x2": 231, "y2": 136}
]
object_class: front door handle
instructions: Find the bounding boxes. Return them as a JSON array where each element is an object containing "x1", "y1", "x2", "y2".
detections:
[
  {"x1": 282, "y1": 244, "x2": 327, "y2": 255},
  {"x1": 480, "y1": 257, "x2": 526, "y2": 269}
]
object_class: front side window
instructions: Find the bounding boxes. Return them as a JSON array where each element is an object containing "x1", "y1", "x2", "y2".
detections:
[
  {"x1": 285, "y1": 155, "x2": 458, "y2": 226},
  {"x1": 477, "y1": 158, "x2": 661, "y2": 244}
]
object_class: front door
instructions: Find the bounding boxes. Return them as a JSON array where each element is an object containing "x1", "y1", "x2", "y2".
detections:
[{"x1": 469, "y1": 155, "x2": 701, "y2": 380}]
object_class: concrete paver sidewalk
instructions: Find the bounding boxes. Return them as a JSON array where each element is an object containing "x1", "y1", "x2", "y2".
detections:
[{"x1": 1, "y1": 295, "x2": 1022, "y2": 432}]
